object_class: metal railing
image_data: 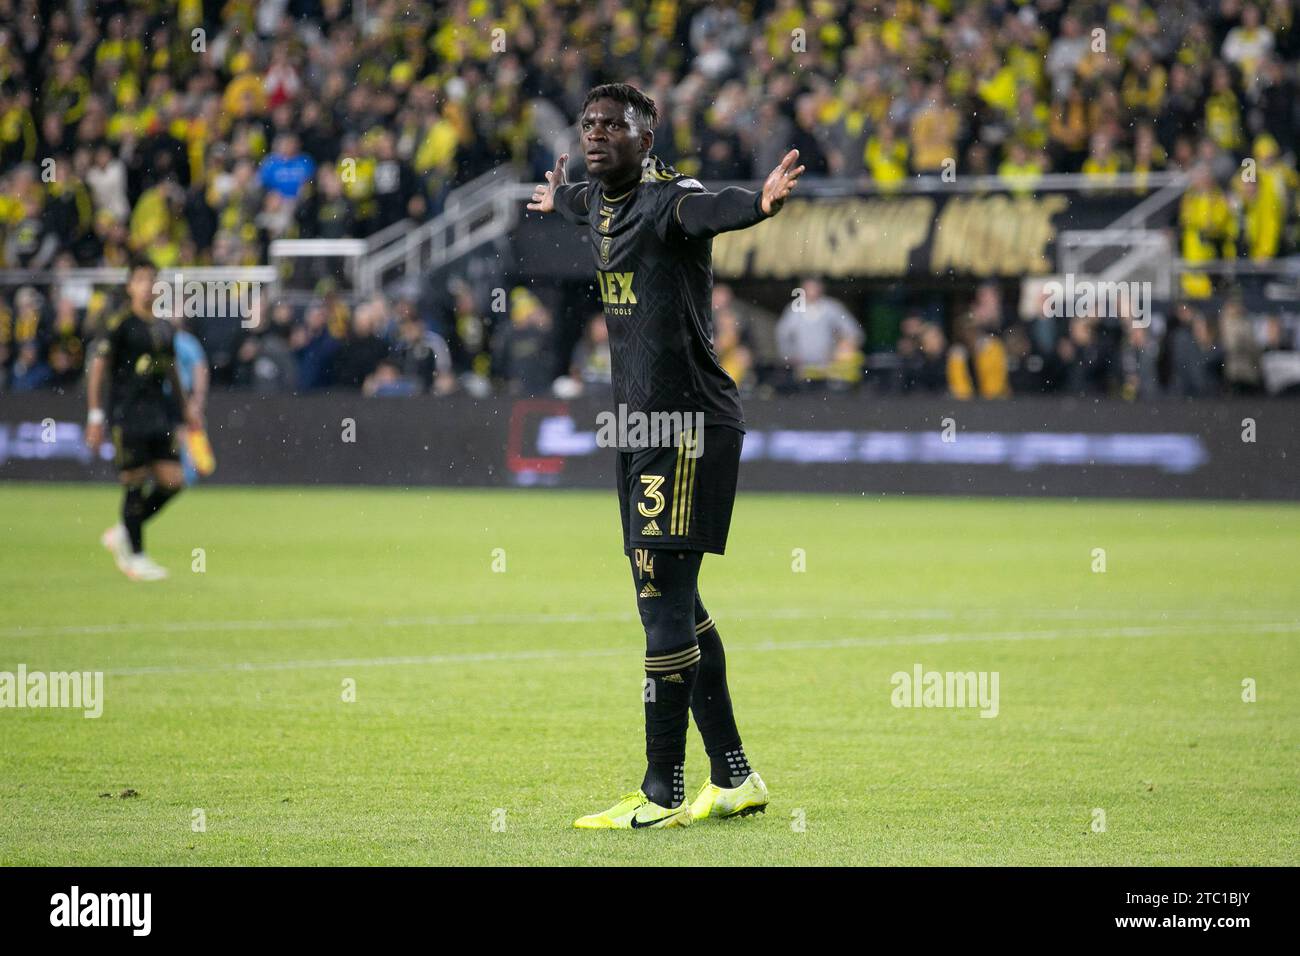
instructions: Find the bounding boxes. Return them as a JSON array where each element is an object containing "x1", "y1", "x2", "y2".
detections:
[
  {"x1": 266, "y1": 217, "x2": 415, "y2": 298},
  {"x1": 1054, "y1": 175, "x2": 1189, "y2": 300},
  {"x1": 356, "y1": 166, "x2": 528, "y2": 297}
]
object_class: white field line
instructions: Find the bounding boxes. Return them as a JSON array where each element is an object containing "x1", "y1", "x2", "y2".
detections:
[
  {"x1": 3, "y1": 605, "x2": 1297, "y2": 640},
  {"x1": 97, "y1": 620, "x2": 1300, "y2": 677}
]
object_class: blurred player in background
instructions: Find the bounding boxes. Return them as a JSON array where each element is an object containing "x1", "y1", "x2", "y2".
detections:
[
  {"x1": 529, "y1": 83, "x2": 803, "y2": 829},
  {"x1": 85, "y1": 259, "x2": 197, "y2": 581}
]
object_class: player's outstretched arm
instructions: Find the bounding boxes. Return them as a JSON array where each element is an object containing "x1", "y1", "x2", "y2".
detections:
[
  {"x1": 674, "y1": 149, "x2": 804, "y2": 240},
  {"x1": 528, "y1": 153, "x2": 590, "y2": 224}
]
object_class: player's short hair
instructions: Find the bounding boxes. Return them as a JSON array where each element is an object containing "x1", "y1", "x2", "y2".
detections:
[
  {"x1": 127, "y1": 255, "x2": 157, "y2": 277},
  {"x1": 581, "y1": 83, "x2": 659, "y2": 133}
]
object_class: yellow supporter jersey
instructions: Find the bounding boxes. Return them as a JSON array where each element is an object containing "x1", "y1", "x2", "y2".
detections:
[{"x1": 865, "y1": 137, "x2": 909, "y2": 188}]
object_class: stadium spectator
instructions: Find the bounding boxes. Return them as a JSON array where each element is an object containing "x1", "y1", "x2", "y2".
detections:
[
  {"x1": 495, "y1": 288, "x2": 555, "y2": 397},
  {"x1": 258, "y1": 133, "x2": 315, "y2": 201},
  {"x1": 1049, "y1": 86, "x2": 1090, "y2": 172},
  {"x1": 1220, "y1": 299, "x2": 1265, "y2": 392},
  {"x1": 865, "y1": 122, "x2": 908, "y2": 190},
  {"x1": 1081, "y1": 132, "x2": 1122, "y2": 185},
  {"x1": 713, "y1": 283, "x2": 779, "y2": 377},
  {"x1": 566, "y1": 313, "x2": 613, "y2": 396},
  {"x1": 437, "y1": 276, "x2": 491, "y2": 378},
  {"x1": 1046, "y1": 15, "x2": 1089, "y2": 101},
  {"x1": 1180, "y1": 164, "x2": 1239, "y2": 298},
  {"x1": 291, "y1": 303, "x2": 342, "y2": 391},
  {"x1": 998, "y1": 141, "x2": 1045, "y2": 194},
  {"x1": 334, "y1": 298, "x2": 393, "y2": 389},
  {"x1": 1055, "y1": 314, "x2": 1112, "y2": 396},
  {"x1": 1235, "y1": 134, "x2": 1295, "y2": 260},
  {"x1": 948, "y1": 309, "x2": 1011, "y2": 400},
  {"x1": 751, "y1": 99, "x2": 797, "y2": 180},
  {"x1": 776, "y1": 278, "x2": 863, "y2": 388},
  {"x1": 901, "y1": 322, "x2": 950, "y2": 395},
  {"x1": 233, "y1": 300, "x2": 298, "y2": 393},
  {"x1": 910, "y1": 83, "x2": 961, "y2": 175},
  {"x1": 713, "y1": 305, "x2": 753, "y2": 392},
  {"x1": 1222, "y1": 3, "x2": 1275, "y2": 73},
  {"x1": 1003, "y1": 323, "x2": 1052, "y2": 396},
  {"x1": 788, "y1": 95, "x2": 831, "y2": 178},
  {"x1": 10, "y1": 340, "x2": 51, "y2": 390},
  {"x1": 370, "y1": 130, "x2": 426, "y2": 232},
  {"x1": 1162, "y1": 303, "x2": 1218, "y2": 397},
  {"x1": 85, "y1": 144, "x2": 130, "y2": 224},
  {"x1": 297, "y1": 165, "x2": 356, "y2": 240},
  {"x1": 391, "y1": 302, "x2": 456, "y2": 396},
  {"x1": 48, "y1": 293, "x2": 84, "y2": 390}
]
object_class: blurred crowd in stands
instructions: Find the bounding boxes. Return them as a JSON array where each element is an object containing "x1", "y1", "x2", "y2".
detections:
[
  {"x1": 10, "y1": 273, "x2": 1297, "y2": 397},
  {"x1": 708, "y1": 278, "x2": 1300, "y2": 398},
  {"x1": 2, "y1": 0, "x2": 1299, "y2": 397}
]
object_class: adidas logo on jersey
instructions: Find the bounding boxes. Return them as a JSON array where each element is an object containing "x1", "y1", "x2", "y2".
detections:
[
  {"x1": 661, "y1": 673, "x2": 684, "y2": 683},
  {"x1": 639, "y1": 582, "x2": 662, "y2": 599},
  {"x1": 641, "y1": 519, "x2": 662, "y2": 536}
]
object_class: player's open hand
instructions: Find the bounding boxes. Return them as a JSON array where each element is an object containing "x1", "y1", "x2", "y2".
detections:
[
  {"x1": 760, "y1": 149, "x2": 805, "y2": 216},
  {"x1": 527, "y1": 153, "x2": 569, "y2": 213}
]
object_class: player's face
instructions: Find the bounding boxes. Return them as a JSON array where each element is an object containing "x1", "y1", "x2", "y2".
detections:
[
  {"x1": 580, "y1": 99, "x2": 645, "y2": 182},
  {"x1": 127, "y1": 267, "x2": 158, "y2": 316}
]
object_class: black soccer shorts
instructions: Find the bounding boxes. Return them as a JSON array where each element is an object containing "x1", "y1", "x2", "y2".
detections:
[
  {"x1": 616, "y1": 424, "x2": 743, "y2": 555},
  {"x1": 111, "y1": 424, "x2": 180, "y2": 472}
]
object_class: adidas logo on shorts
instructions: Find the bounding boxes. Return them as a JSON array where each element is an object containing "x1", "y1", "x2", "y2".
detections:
[
  {"x1": 641, "y1": 519, "x2": 662, "y2": 536},
  {"x1": 639, "y1": 582, "x2": 662, "y2": 599}
]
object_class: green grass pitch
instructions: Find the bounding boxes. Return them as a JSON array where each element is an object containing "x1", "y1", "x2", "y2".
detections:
[{"x1": 1, "y1": 482, "x2": 1296, "y2": 866}]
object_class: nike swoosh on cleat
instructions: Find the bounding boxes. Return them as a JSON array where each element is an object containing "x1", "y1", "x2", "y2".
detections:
[{"x1": 630, "y1": 808, "x2": 676, "y2": 828}]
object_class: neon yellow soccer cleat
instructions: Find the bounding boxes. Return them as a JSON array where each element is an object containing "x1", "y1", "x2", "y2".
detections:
[
  {"x1": 689, "y1": 772, "x2": 769, "y2": 821},
  {"x1": 573, "y1": 790, "x2": 692, "y2": 829}
]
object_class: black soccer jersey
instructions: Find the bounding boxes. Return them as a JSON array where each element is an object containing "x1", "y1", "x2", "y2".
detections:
[
  {"x1": 553, "y1": 155, "x2": 760, "y2": 430},
  {"x1": 93, "y1": 309, "x2": 178, "y2": 433}
]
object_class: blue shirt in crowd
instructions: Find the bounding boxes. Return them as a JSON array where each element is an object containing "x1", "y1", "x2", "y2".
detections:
[{"x1": 259, "y1": 153, "x2": 316, "y2": 199}]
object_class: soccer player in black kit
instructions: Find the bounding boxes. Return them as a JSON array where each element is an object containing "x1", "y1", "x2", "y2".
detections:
[
  {"x1": 528, "y1": 84, "x2": 804, "y2": 829},
  {"x1": 85, "y1": 258, "x2": 197, "y2": 581}
]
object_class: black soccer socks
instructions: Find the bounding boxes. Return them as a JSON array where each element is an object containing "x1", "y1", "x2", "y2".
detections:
[
  {"x1": 122, "y1": 481, "x2": 180, "y2": 554},
  {"x1": 642, "y1": 640, "x2": 700, "y2": 807},
  {"x1": 122, "y1": 483, "x2": 148, "y2": 553},
  {"x1": 691, "y1": 609, "x2": 750, "y2": 787}
]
